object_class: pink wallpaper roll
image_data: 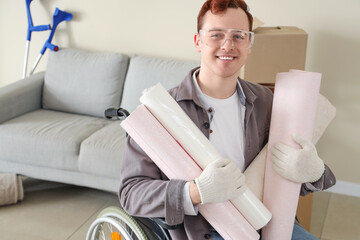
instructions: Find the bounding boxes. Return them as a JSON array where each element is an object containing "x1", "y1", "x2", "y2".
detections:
[
  {"x1": 121, "y1": 104, "x2": 259, "y2": 240},
  {"x1": 245, "y1": 94, "x2": 336, "y2": 202},
  {"x1": 262, "y1": 70, "x2": 321, "y2": 240}
]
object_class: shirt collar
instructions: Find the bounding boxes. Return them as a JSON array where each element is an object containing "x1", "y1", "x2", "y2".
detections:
[
  {"x1": 175, "y1": 67, "x2": 257, "y2": 106},
  {"x1": 192, "y1": 68, "x2": 246, "y2": 106}
]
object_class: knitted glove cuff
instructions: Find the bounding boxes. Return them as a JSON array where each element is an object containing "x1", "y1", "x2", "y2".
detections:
[
  {"x1": 195, "y1": 177, "x2": 217, "y2": 204},
  {"x1": 309, "y1": 165, "x2": 326, "y2": 183}
]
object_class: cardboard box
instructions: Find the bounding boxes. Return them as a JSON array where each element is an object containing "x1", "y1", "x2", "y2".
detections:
[
  {"x1": 297, "y1": 193, "x2": 314, "y2": 231},
  {"x1": 241, "y1": 26, "x2": 308, "y2": 84}
]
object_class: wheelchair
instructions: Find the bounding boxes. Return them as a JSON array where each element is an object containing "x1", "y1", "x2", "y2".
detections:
[
  {"x1": 86, "y1": 206, "x2": 177, "y2": 240},
  {"x1": 86, "y1": 108, "x2": 178, "y2": 240}
]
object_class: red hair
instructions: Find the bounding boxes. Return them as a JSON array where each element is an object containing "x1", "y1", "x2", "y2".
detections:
[{"x1": 197, "y1": 0, "x2": 253, "y2": 32}]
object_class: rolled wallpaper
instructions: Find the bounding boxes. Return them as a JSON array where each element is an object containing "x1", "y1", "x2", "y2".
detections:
[
  {"x1": 121, "y1": 104, "x2": 259, "y2": 240},
  {"x1": 244, "y1": 94, "x2": 336, "y2": 201},
  {"x1": 244, "y1": 145, "x2": 268, "y2": 200},
  {"x1": 140, "y1": 83, "x2": 272, "y2": 230},
  {"x1": 262, "y1": 70, "x2": 322, "y2": 240}
]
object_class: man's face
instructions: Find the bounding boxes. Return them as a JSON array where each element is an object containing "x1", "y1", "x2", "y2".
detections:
[{"x1": 195, "y1": 8, "x2": 251, "y2": 79}]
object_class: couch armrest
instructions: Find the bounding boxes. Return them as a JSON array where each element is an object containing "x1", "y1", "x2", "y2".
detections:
[{"x1": 0, "y1": 72, "x2": 45, "y2": 124}]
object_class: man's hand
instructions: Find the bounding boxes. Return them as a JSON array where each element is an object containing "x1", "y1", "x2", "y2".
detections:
[
  {"x1": 194, "y1": 158, "x2": 247, "y2": 204},
  {"x1": 270, "y1": 134, "x2": 325, "y2": 183}
]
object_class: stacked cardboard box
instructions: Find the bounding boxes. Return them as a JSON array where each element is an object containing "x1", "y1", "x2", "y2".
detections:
[{"x1": 241, "y1": 26, "x2": 308, "y2": 86}]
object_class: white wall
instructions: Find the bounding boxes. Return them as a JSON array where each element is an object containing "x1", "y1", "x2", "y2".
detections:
[
  {"x1": 1, "y1": 0, "x2": 359, "y2": 185},
  {"x1": 0, "y1": 0, "x2": 203, "y2": 83}
]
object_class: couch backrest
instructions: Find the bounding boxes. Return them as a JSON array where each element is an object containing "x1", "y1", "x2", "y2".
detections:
[
  {"x1": 120, "y1": 55, "x2": 200, "y2": 113},
  {"x1": 43, "y1": 48, "x2": 130, "y2": 118}
]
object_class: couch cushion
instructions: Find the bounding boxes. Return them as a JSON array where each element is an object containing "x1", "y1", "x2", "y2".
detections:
[
  {"x1": 121, "y1": 55, "x2": 199, "y2": 112},
  {"x1": 43, "y1": 48, "x2": 130, "y2": 118},
  {"x1": 0, "y1": 109, "x2": 110, "y2": 171},
  {"x1": 79, "y1": 121, "x2": 126, "y2": 178}
]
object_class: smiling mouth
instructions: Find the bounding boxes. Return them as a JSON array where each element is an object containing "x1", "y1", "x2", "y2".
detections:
[{"x1": 217, "y1": 56, "x2": 236, "y2": 60}]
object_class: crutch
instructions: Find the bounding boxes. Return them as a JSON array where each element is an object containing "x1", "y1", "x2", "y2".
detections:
[
  {"x1": 23, "y1": 0, "x2": 51, "y2": 78},
  {"x1": 29, "y1": 8, "x2": 72, "y2": 76}
]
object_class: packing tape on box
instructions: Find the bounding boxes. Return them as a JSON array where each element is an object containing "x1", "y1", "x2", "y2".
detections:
[
  {"x1": 121, "y1": 104, "x2": 259, "y2": 240},
  {"x1": 244, "y1": 94, "x2": 336, "y2": 201},
  {"x1": 139, "y1": 83, "x2": 272, "y2": 230},
  {"x1": 261, "y1": 70, "x2": 321, "y2": 240}
]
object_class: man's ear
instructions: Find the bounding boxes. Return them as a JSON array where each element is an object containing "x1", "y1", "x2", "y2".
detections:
[
  {"x1": 194, "y1": 33, "x2": 201, "y2": 53},
  {"x1": 247, "y1": 48, "x2": 251, "y2": 56}
]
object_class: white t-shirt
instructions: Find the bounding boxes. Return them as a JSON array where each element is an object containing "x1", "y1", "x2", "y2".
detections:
[
  {"x1": 183, "y1": 70, "x2": 246, "y2": 215},
  {"x1": 193, "y1": 75, "x2": 246, "y2": 171}
]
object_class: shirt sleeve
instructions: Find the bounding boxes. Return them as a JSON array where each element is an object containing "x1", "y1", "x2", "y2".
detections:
[
  {"x1": 119, "y1": 137, "x2": 187, "y2": 225},
  {"x1": 300, "y1": 164, "x2": 336, "y2": 196},
  {"x1": 182, "y1": 182, "x2": 199, "y2": 215}
]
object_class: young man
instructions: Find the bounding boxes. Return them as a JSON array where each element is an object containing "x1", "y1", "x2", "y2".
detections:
[{"x1": 119, "y1": 0, "x2": 336, "y2": 239}]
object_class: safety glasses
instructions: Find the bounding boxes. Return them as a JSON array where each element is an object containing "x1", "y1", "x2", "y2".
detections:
[{"x1": 199, "y1": 28, "x2": 254, "y2": 49}]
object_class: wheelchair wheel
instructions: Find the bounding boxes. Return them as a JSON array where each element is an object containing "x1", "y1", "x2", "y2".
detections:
[{"x1": 86, "y1": 206, "x2": 149, "y2": 240}]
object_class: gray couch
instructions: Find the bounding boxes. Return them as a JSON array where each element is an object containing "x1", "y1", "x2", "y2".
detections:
[{"x1": 0, "y1": 48, "x2": 199, "y2": 192}]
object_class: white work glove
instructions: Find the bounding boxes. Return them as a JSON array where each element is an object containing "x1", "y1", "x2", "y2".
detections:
[
  {"x1": 270, "y1": 134, "x2": 325, "y2": 183},
  {"x1": 195, "y1": 158, "x2": 247, "y2": 204}
]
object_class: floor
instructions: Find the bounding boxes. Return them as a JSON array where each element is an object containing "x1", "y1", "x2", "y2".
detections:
[{"x1": 0, "y1": 178, "x2": 359, "y2": 240}]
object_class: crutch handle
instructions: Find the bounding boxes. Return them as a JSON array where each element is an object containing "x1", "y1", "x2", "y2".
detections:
[
  {"x1": 40, "y1": 41, "x2": 59, "y2": 54},
  {"x1": 27, "y1": 25, "x2": 51, "y2": 41},
  {"x1": 31, "y1": 24, "x2": 51, "y2": 32}
]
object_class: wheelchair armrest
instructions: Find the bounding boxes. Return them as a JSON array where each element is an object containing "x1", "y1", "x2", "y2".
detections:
[
  {"x1": 104, "y1": 107, "x2": 130, "y2": 120},
  {"x1": 151, "y1": 217, "x2": 181, "y2": 230}
]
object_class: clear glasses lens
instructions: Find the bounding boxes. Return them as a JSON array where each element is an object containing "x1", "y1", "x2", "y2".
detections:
[{"x1": 200, "y1": 29, "x2": 254, "y2": 49}]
